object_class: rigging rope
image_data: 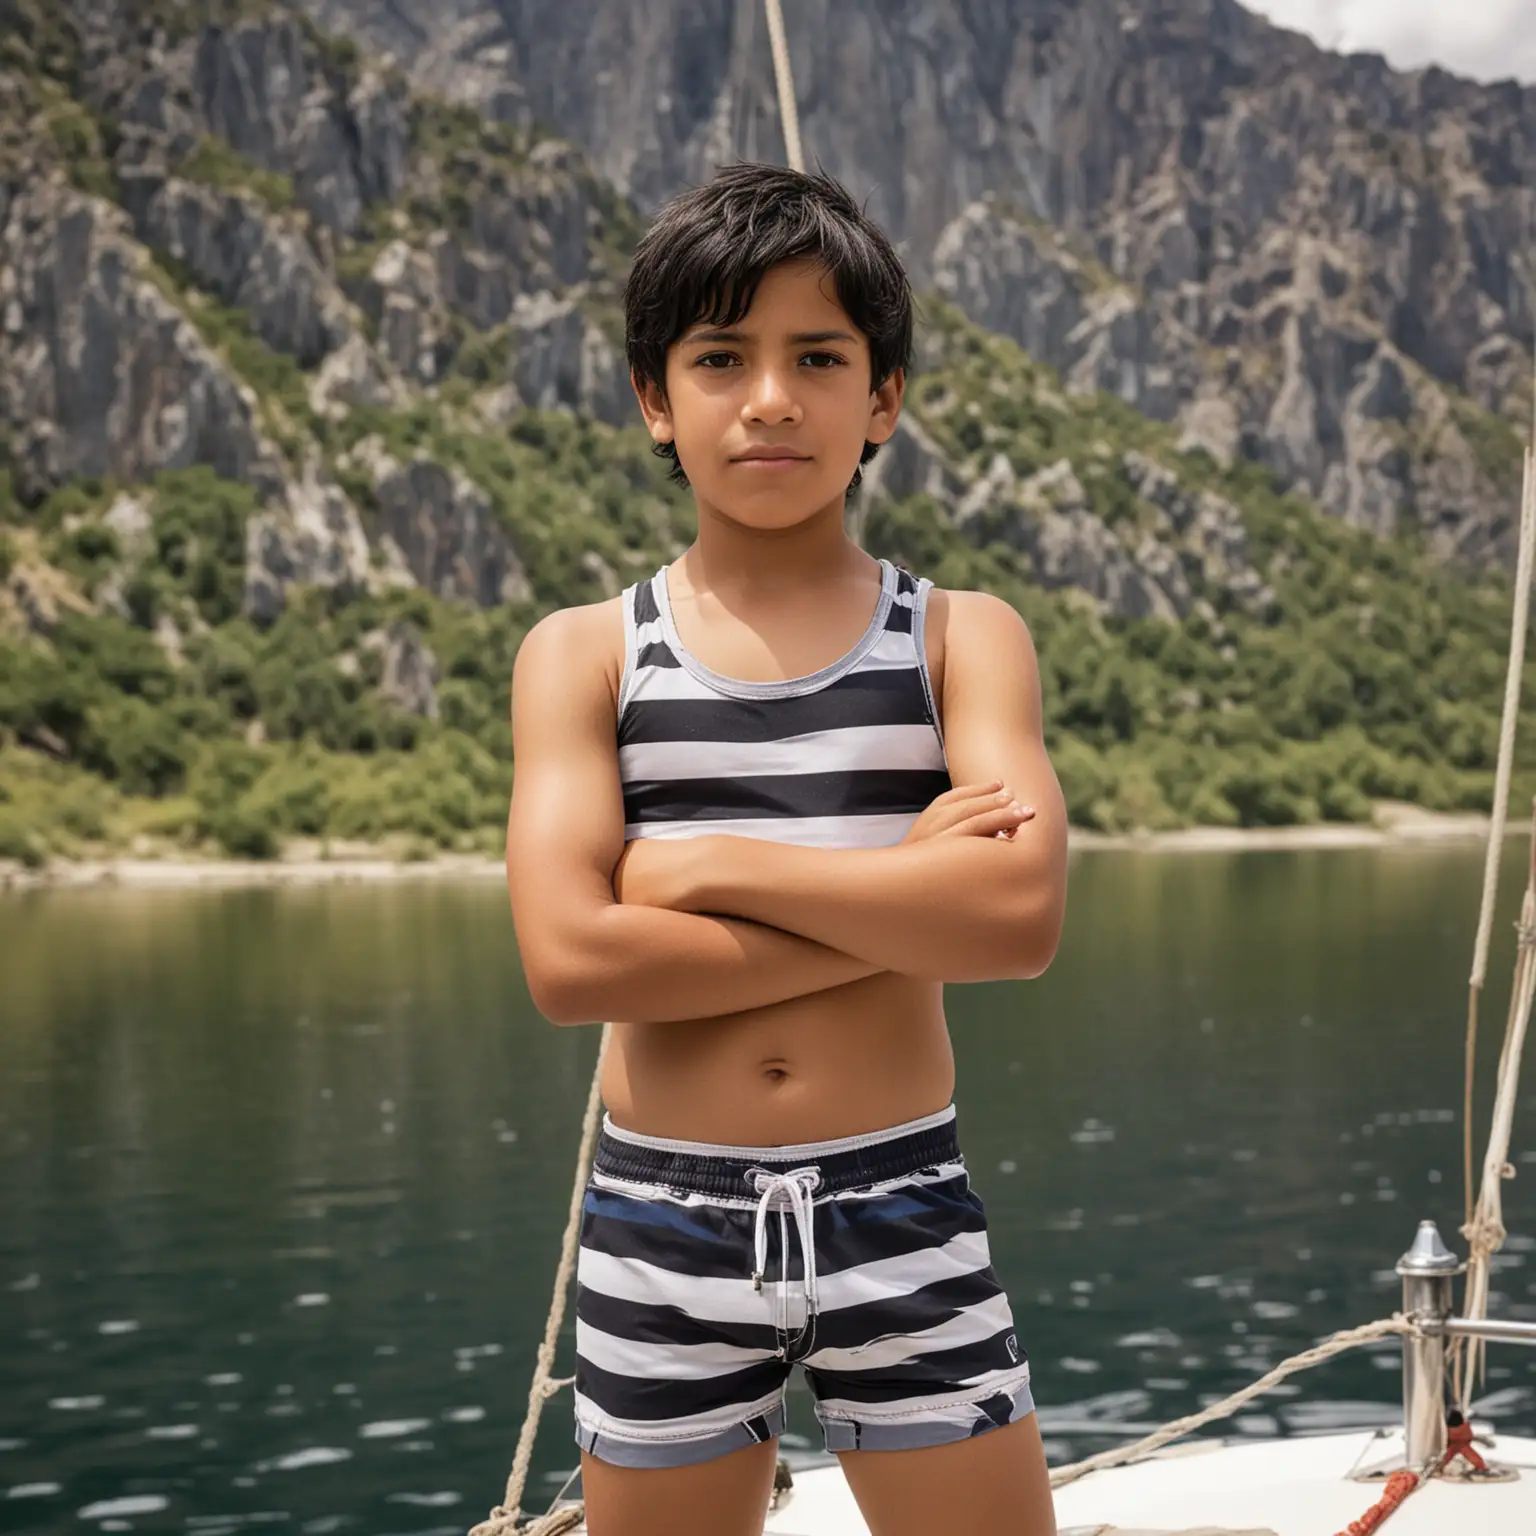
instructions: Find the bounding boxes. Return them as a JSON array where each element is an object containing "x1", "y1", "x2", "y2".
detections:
[
  {"x1": 764, "y1": 0, "x2": 805, "y2": 172},
  {"x1": 472, "y1": 1025, "x2": 610, "y2": 1536},
  {"x1": 1046, "y1": 1316, "x2": 1417, "y2": 1491},
  {"x1": 1458, "y1": 808, "x2": 1536, "y2": 1410},
  {"x1": 1461, "y1": 405, "x2": 1536, "y2": 1225},
  {"x1": 1456, "y1": 377, "x2": 1536, "y2": 1408}
]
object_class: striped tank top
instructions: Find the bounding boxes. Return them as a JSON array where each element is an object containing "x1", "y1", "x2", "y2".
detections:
[{"x1": 616, "y1": 559, "x2": 952, "y2": 849}]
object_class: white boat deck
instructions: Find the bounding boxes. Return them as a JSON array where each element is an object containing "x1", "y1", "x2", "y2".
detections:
[{"x1": 756, "y1": 1428, "x2": 1536, "y2": 1534}]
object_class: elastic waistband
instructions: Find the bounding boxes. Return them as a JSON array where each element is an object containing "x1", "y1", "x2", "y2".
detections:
[{"x1": 594, "y1": 1106, "x2": 960, "y2": 1199}]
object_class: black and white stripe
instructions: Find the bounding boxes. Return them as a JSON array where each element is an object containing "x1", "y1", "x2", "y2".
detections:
[
  {"x1": 572, "y1": 1110, "x2": 1034, "y2": 1468},
  {"x1": 616, "y1": 560, "x2": 950, "y2": 848}
]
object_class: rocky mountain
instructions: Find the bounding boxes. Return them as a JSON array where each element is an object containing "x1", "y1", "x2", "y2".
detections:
[
  {"x1": 0, "y1": 0, "x2": 1531, "y2": 863},
  {"x1": 1, "y1": 0, "x2": 644, "y2": 602},
  {"x1": 300, "y1": 0, "x2": 1536, "y2": 563}
]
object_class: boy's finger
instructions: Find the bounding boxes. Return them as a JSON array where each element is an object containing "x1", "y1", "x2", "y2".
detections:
[
  {"x1": 925, "y1": 789, "x2": 1016, "y2": 833},
  {"x1": 928, "y1": 780, "x2": 1004, "y2": 807},
  {"x1": 948, "y1": 804, "x2": 1035, "y2": 838},
  {"x1": 939, "y1": 784, "x2": 1015, "y2": 816}
]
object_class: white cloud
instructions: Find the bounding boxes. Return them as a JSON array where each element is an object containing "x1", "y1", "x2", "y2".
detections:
[{"x1": 1241, "y1": 0, "x2": 1536, "y2": 85}]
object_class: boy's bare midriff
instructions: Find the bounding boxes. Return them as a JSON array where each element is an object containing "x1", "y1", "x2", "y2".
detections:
[{"x1": 602, "y1": 970, "x2": 954, "y2": 1145}]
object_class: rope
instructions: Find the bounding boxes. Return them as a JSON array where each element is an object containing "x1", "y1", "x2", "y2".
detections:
[
  {"x1": 1335, "y1": 1469, "x2": 1420, "y2": 1535},
  {"x1": 1456, "y1": 384, "x2": 1536, "y2": 1406},
  {"x1": 472, "y1": 1024, "x2": 611, "y2": 1536},
  {"x1": 1047, "y1": 1316, "x2": 1417, "y2": 1490},
  {"x1": 1474, "y1": 397, "x2": 1536, "y2": 994},
  {"x1": 1459, "y1": 808, "x2": 1536, "y2": 1409},
  {"x1": 1455, "y1": 371, "x2": 1536, "y2": 1401},
  {"x1": 763, "y1": 0, "x2": 804, "y2": 171},
  {"x1": 1461, "y1": 423, "x2": 1536, "y2": 1240}
]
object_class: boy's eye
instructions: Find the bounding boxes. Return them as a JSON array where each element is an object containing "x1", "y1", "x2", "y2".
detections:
[{"x1": 691, "y1": 349, "x2": 846, "y2": 372}]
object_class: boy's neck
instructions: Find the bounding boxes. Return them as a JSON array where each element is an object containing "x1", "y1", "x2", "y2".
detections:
[{"x1": 683, "y1": 495, "x2": 875, "y2": 597}]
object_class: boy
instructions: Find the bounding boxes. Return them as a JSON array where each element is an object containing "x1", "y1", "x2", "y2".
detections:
[{"x1": 507, "y1": 164, "x2": 1066, "y2": 1536}]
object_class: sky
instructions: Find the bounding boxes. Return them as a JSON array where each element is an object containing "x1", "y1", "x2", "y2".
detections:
[{"x1": 1241, "y1": 0, "x2": 1536, "y2": 85}]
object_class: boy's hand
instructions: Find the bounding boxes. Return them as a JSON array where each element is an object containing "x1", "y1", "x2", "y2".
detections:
[{"x1": 900, "y1": 781, "x2": 1034, "y2": 843}]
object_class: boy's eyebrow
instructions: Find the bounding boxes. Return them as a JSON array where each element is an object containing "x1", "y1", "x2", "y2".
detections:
[{"x1": 683, "y1": 327, "x2": 859, "y2": 345}]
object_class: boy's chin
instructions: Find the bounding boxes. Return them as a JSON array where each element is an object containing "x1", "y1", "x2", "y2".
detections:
[
  {"x1": 697, "y1": 475, "x2": 852, "y2": 531},
  {"x1": 710, "y1": 497, "x2": 845, "y2": 532}
]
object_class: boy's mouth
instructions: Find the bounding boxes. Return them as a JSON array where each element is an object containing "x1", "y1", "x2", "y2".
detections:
[{"x1": 732, "y1": 445, "x2": 812, "y2": 466}]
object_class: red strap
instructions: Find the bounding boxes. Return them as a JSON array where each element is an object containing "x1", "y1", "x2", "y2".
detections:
[
  {"x1": 1443, "y1": 1417, "x2": 1488, "y2": 1473},
  {"x1": 1335, "y1": 1470, "x2": 1420, "y2": 1536}
]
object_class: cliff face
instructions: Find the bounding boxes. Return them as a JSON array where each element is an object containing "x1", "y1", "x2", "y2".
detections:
[
  {"x1": 300, "y1": 0, "x2": 1536, "y2": 561},
  {"x1": 0, "y1": 0, "x2": 642, "y2": 623},
  {"x1": 1, "y1": 1, "x2": 1531, "y2": 851}
]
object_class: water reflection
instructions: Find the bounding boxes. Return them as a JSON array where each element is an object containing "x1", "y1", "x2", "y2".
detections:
[{"x1": 0, "y1": 849, "x2": 1533, "y2": 1531}]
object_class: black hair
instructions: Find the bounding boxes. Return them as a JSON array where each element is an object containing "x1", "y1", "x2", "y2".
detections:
[{"x1": 623, "y1": 162, "x2": 914, "y2": 490}]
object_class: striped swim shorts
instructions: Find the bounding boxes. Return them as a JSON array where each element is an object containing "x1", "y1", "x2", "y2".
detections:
[{"x1": 573, "y1": 1105, "x2": 1034, "y2": 1468}]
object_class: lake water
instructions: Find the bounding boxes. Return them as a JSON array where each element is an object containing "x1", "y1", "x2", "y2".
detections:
[{"x1": 3, "y1": 847, "x2": 1536, "y2": 1533}]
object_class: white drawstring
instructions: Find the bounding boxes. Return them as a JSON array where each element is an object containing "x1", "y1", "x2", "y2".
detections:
[{"x1": 745, "y1": 1166, "x2": 822, "y2": 1340}]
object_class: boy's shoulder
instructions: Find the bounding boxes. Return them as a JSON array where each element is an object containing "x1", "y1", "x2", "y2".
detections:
[
  {"x1": 921, "y1": 584, "x2": 1033, "y2": 643},
  {"x1": 513, "y1": 594, "x2": 626, "y2": 705},
  {"x1": 929, "y1": 584, "x2": 1027, "y2": 621},
  {"x1": 918, "y1": 584, "x2": 1037, "y2": 698}
]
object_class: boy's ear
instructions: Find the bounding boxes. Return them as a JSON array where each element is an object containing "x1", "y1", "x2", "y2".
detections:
[
  {"x1": 864, "y1": 366, "x2": 905, "y2": 448},
  {"x1": 632, "y1": 372, "x2": 675, "y2": 444}
]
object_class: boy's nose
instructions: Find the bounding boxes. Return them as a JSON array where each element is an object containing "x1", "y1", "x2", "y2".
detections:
[{"x1": 743, "y1": 365, "x2": 802, "y2": 424}]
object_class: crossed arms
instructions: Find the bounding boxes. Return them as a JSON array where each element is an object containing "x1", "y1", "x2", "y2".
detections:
[{"x1": 505, "y1": 588, "x2": 1068, "y2": 1026}]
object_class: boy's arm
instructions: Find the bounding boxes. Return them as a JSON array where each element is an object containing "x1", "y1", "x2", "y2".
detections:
[
  {"x1": 506, "y1": 603, "x2": 884, "y2": 1026},
  {"x1": 615, "y1": 591, "x2": 1068, "y2": 983}
]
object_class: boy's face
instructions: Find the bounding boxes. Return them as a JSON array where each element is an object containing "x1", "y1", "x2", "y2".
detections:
[{"x1": 637, "y1": 260, "x2": 904, "y2": 530}]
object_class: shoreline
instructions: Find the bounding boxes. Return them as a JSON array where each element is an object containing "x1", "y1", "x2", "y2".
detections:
[
  {"x1": 0, "y1": 806, "x2": 1520, "y2": 893},
  {"x1": 1070, "y1": 803, "x2": 1517, "y2": 853}
]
